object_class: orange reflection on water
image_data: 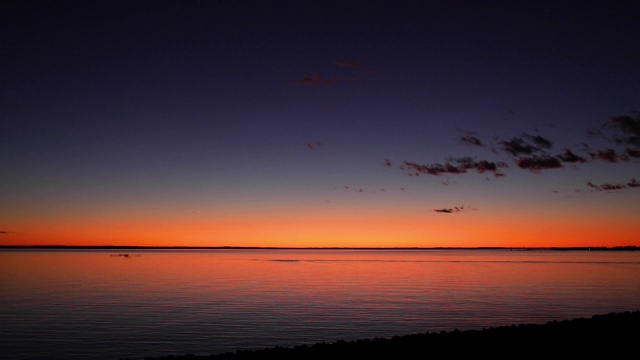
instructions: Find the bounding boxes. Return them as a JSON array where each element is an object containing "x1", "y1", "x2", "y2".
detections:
[{"x1": 3, "y1": 249, "x2": 639, "y2": 316}]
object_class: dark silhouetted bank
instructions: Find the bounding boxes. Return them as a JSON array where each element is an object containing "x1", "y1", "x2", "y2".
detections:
[{"x1": 136, "y1": 310, "x2": 639, "y2": 360}]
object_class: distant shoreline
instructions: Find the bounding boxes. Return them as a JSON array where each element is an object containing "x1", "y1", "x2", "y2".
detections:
[{"x1": 1, "y1": 245, "x2": 638, "y2": 251}]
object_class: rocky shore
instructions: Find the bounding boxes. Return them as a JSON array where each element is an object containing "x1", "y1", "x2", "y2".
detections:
[{"x1": 138, "y1": 310, "x2": 640, "y2": 360}]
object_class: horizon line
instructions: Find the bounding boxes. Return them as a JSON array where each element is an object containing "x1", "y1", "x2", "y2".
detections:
[{"x1": 0, "y1": 245, "x2": 638, "y2": 251}]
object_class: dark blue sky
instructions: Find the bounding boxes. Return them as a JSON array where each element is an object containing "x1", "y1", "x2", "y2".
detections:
[{"x1": 2, "y1": 0, "x2": 639, "y2": 247}]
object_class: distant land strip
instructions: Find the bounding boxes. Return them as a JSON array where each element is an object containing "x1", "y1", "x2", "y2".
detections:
[{"x1": 0, "y1": 245, "x2": 638, "y2": 251}]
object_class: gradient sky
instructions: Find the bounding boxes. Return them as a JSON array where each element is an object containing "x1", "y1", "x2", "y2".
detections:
[{"x1": 2, "y1": 0, "x2": 639, "y2": 247}]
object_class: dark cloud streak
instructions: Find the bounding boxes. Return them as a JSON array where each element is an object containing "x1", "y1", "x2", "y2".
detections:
[
  {"x1": 306, "y1": 141, "x2": 324, "y2": 150},
  {"x1": 300, "y1": 73, "x2": 332, "y2": 85},
  {"x1": 591, "y1": 148, "x2": 619, "y2": 163},
  {"x1": 433, "y1": 206, "x2": 473, "y2": 213},
  {"x1": 460, "y1": 135, "x2": 484, "y2": 146},
  {"x1": 516, "y1": 156, "x2": 563, "y2": 172},
  {"x1": 610, "y1": 114, "x2": 640, "y2": 147},
  {"x1": 301, "y1": 60, "x2": 374, "y2": 86},
  {"x1": 333, "y1": 60, "x2": 361, "y2": 69},
  {"x1": 434, "y1": 208, "x2": 455, "y2": 213},
  {"x1": 400, "y1": 157, "x2": 508, "y2": 177},
  {"x1": 586, "y1": 181, "x2": 627, "y2": 191},
  {"x1": 558, "y1": 149, "x2": 587, "y2": 163},
  {"x1": 585, "y1": 178, "x2": 640, "y2": 191},
  {"x1": 501, "y1": 133, "x2": 553, "y2": 156}
]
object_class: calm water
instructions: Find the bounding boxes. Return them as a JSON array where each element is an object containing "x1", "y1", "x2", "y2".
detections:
[{"x1": 1, "y1": 249, "x2": 639, "y2": 360}]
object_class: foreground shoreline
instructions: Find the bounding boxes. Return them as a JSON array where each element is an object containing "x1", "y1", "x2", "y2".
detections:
[{"x1": 133, "y1": 311, "x2": 639, "y2": 359}]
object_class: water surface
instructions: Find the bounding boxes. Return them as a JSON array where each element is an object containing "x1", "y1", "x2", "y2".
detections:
[{"x1": 1, "y1": 249, "x2": 639, "y2": 360}]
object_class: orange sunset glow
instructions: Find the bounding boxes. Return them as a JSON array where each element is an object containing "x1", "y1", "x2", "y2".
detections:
[{"x1": 5, "y1": 205, "x2": 637, "y2": 248}]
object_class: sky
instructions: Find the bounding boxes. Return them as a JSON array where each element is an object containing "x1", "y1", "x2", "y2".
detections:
[{"x1": 1, "y1": 0, "x2": 639, "y2": 248}]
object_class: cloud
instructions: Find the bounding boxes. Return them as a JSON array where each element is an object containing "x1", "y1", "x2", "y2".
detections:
[
  {"x1": 401, "y1": 161, "x2": 452, "y2": 176},
  {"x1": 301, "y1": 60, "x2": 374, "y2": 86},
  {"x1": 333, "y1": 60, "x2": 361, "y2": 69},
  {"x1": 299, "y1": 73, "x2": 332, "y2": 85},
  {"x1": 336, "y1": 184, "x2": 404, "y2": 194},
  {"x1": 400, "y1": 157, "x2": 508, "y2": 177},
  {"x1": 585, "y1": 178, "x2": 640, "y2": 191},
  {"x1": 306, "y1": 141, "x2": 324, "y2": 150},
  {"x1": 460, "y1": 135, "x2": 484, "y2": 146},
  {"x1": 449, "y1": 157, "x2": 509, "y2": 173},
  {"x1": 625, "y1": 148, "x2": 640, "y2": 159},
  {"x1": 591, "y1": 148, "x2": 619, "y2": 162},
  {"x1": 587, "y1": 113, "x2": 640, "y2": 158},
  {"x1": 393, "y1": 111, "x2": 640, "y2": 195},
  {"x1": 558, "y1": 149, "x2": 587, "y2": 163},
  {"x1": 516, "y1": 156, "x2": 563, "y2": 171},
  {"x1": 0, "y1": 231, "x2": 14, "y2": 235},
  {"x1": 434, "y1": 208, "x2": 455, "y2": 213},
  {"x1": 531, "y1": 134, "x2": 553, "y2": 148},
  {"x1": 610, "y1": 114, "x2": 640, "y2": 147},
  {"x1": 433, "y1": 205, "x2": 474, "y2": 213},
  {"x1": 438, "y1": 177, "x2": 457, "y2": 186},
  {"x1": 332, "y1": 59, "x2": 375, "y2": 75},
  {"x1": 578, "y1": 113, "x2": 640, "y2": 165},
  {"x1": 501, "y1": 137, "x2": 537, "y2": 156},
  {"x1": 501, "y1": 133, "x2": 553, "y2": 156},
  {"x1": 586, "y1": 181, "x2": 628, "y2": 191}
]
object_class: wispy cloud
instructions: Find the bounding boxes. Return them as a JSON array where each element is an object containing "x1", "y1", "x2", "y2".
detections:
[
  {"x1": 610, "y1": 114, "x2": 640, "y2": 147},
  {"x1": 587, "y1": 181, "x2": 628, "y2": 191},
  {"x1": 336, "y1": 185, "x2": 406, "y2": 194},
  {"x1": 516, "y1": 155, "x2": 562, "y2": 171},
  {"x1": 460, "y1": 135, "x2": 484, "y2": 146},
  {"x1": 332, "y1": 59, "x2": 376, "y2": 75},
  {"x1": 299, "y1": 73, "x2": 332, "y2": 85},
  {"x1": 332, "y1": 60, "x2": 361, "y2": 69},
  {"x1": 306, "y1": 141, "x2": 324, "y2": 150},
  {"x1": 501, "y1": 133, "x2": 552, "y2": 156},
  {"x1": 300, "y1": 60, "x2": 374, "y2": 86},
  {"x1": 433, "y1": 205, "x2": 474, "y2": 213},
  {"x1": 530, "y1": 134, "x2": 553, "y2": 148},
  {"x1": 557, "y1": 149, "x2": 587, "y2": 163},
  {"x1": 590, "y1": 148, "x2": 619, "y2": 163},
  {"x1": 587, "y1": 178, "x2": 640, "y2": 191},
  {"x1": 434, "y1": 208, "x2": 456, "y2": 213},
  {"x1": 400, "y1": 157, "x2": 508, "y2": 177},
  {"x1": 625, "y1": 148, "x2": 640, "y2": 159}
]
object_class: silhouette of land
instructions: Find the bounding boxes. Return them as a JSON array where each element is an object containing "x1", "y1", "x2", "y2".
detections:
[
  {"x1": 1, "y1": 245, "x2": 638, "y2": 251},
  {"x1": 135, "y1": 311, "x2": 639, "y2": 360}
]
